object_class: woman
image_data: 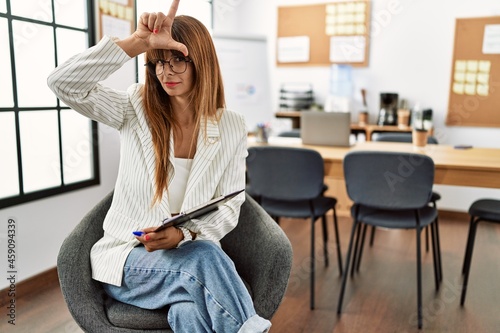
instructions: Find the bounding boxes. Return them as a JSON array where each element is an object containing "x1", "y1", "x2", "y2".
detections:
[{"x1": 48, "y1": 1, "x2": 271, "y2": 332}]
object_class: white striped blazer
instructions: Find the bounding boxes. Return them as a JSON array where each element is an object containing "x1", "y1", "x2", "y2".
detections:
[{"x1": 48, "y1": 36, "x2": 248, "y2": 286}]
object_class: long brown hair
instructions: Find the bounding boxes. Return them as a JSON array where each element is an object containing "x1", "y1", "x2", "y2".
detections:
[{"x1": 142, "y1": 15, "x2": 226, "y2": 205}]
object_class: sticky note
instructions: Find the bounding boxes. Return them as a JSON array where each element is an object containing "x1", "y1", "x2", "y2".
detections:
[
  {"x1": 355, "y1": 2, "x2": 366, "y2": 12},
  {"x1": 345, "y1": 24, "x2": 355, "y2": 35},
  {"x1": 477, "y1": 84, "x2": 489, "y2": 96},
  {"x1": 125, "y1": 7, "x2": 134, "y2": 21},
  {"x1": 477, "y1": 73, "x2": 489, "y2": 84},
  {"x1": 326, "y1": 15, "x2": 336, "y2": 25},
  {"x1": 478, "y1": 60, "x2": 491, "y2": 73},
  {"x1": 465, "y1": 84, "x2": 476, "y2": 95},
  {"x1": 453, "y1": 83, "x2": 464, "y2": 94},
  {"x1": 454, "y1": 72, "x2": 465, "y2": 82},
  {"x1": 466, "y1": 60, "x2": 478, "y2": 72},
  {"x1": 117, "y1": 5, "x2": 125, "y2": 19},
  {"x1": 100, "y1": 0, "x2": 110, "y2": 14},
  {"x1": 355, "y1": 13, "x2": 365, "y2": 23},
  {"x1": 326, "y1": 4, "x2": 336, "y2": 14},
  {"x1": 108, "y1": 2, "x2": 117, "y2": 16},
  {"x1": 356, "y1": 24, "x2": 366, "y2": 34},
  {"x1": 465, "y1": 73, "x2": 477, "y2": 83},
  {"x1": 455, "y1": 60, "x2": 466, "y2": 72}
]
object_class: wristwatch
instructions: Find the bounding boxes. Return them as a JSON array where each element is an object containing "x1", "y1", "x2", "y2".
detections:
[{"x1": 176, "y1": 226, "x2": 193, "y2": 248}]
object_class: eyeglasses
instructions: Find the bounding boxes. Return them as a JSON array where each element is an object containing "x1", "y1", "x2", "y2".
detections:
[{"x1": 145, "y1": 56, "x2": 193, "y2": 76}]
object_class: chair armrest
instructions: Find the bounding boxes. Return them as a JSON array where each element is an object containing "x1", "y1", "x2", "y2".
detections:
[
  {"x1": 221, "y1": 194, "x2": 293, "y2": 319},
  {"x1": 57, "y1": 191, "x2": 119, "y2": 332}
]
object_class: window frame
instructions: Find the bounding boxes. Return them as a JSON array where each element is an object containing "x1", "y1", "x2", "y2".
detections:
[{"x1": 0, "y1": 0, "x2": 100, "y2": 209}]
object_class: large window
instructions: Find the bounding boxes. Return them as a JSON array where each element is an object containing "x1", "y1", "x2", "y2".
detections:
[{"x1": 0, "y1": 0, "x2": 98, "y2": 208}]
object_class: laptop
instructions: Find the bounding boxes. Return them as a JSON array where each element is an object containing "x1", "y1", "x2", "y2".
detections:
[{"x1": 300, "y1": 111, "x2": 352, "y2": 147}]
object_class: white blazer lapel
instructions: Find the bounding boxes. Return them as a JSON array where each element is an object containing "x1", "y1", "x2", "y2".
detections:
[
  {"x1": 134, "y1": 113, "x2": 172, "y2": 216},
  {"x1": 183, "y1": 118, "x2": 221, "y2": 207}
]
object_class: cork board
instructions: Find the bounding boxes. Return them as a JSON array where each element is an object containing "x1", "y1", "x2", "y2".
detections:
[
  {"x1": 446, "y1": 16, "x2": 500, "y2": 128},
  {"x1": 98, "y1": 0, "x2": 136, "y2": 40},
  {"x1": 277, "y1": 1, "x2": 370, "y2": 67}
]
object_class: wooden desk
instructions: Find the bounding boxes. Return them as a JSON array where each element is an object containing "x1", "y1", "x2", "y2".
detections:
[
  {"x1": 274, "y1": 111, "x2": 412, "y2": 140},
  {"x1": 249, "y1": 139, "x2": 500, "y2": 214},
  {"x1": 250, "y1": 139, "x2": 500, "y2": 188}
]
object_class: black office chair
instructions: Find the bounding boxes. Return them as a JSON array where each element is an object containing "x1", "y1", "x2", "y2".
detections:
[
  {"x1": 373, "y1": 132, "x2": 439, "y2": 144},
  {"x1": 246, "y1": 146, "x2": 342, "y2": 310},
  {"x1": 337, "y1": 151, "x2": 442, "y2": 329},
  {"x1": 460, "y1": 198, "x2": 500, "y2": 305},
  {"x1": 370, "y1": 132, "x2": 441, "y2": 253},
  {"x1": 277, "y1": 128, "x2": 301, "y2": 138}
]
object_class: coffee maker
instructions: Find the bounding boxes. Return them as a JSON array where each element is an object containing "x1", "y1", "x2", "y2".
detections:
[{"x1": 377, "y1": 93, "x2": 398, "y2": 126}]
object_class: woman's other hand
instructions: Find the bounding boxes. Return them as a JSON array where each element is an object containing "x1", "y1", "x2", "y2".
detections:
[{"x1": 135, "y1": 226, "x2": 183, "y2": 251}]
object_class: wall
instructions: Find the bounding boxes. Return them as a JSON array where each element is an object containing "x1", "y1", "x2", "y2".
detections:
[{"x1": 214, "y1": 0, "x2": 500, "y2": 212}]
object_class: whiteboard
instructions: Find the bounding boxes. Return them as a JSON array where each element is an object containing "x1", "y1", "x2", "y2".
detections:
[{"x1": 213, "y1": 35, "x2": 273, "y2": 133}]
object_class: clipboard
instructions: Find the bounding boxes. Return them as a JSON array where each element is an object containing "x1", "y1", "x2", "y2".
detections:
[{"x1": 154, "y1": 189, "x2": 245, "y2": 232}]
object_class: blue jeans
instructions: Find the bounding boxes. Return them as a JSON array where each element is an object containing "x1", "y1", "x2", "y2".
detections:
[{"x1": 103, "y1": 240, "x2": 271, "y2": 333}]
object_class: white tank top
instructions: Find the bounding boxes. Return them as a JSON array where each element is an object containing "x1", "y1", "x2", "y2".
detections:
[{"x1": 169, "y1": 158, "x2": 193, "y2": 214}]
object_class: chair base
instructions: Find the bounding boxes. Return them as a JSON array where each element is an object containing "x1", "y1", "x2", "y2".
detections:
[{"x1": 338, "y1": 214, "x2": 442, "y2": 330}]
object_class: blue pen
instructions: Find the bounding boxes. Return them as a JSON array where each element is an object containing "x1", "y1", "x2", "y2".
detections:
[{"x1": 132, "y1": 231, "x2": 145, "y2": 236}]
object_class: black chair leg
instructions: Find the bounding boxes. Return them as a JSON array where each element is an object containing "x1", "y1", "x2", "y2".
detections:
[
  {"x1": 434, "y1": 218, "x2": 443, "y2": 282},
  {"x1": 337, "y1": 219, "x2": 359, "y2": 314},
  {"x1": 310, "y1": 218, "x2": 316, "y2": 310},
  {"x1": 430, "y1": 222, "x2": 440, "y2": 291},
  {"x1": 416, "y1": 226, "x2": 423, "y2": 329},
  {"x1": 461, "y1": 219, "x2": 479, "y2": 306},
  {"x1": 332, "y1": 208, "x2": 343, "y2": 275},
  {"x1": 322, "y1": 215, "x2": 329, "y2": 267},
  {"x1": 425, "y1": 225, "x2": 430, "y2": 252},
  {"x1": 350, "y1": 222, "x2": 363, "y2": 278},
  {"x1": 369, "y1": 226, "x2": 376, "y2": 246},
  {"x1": 356, "y1": 224, "x2": 368, "y2": 272},
  {"x1": 461, "y1": 215, "x2": 476, "y2": 275}
]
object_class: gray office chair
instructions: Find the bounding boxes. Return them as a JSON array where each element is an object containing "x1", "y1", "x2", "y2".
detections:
[
  {"x1": 246, "y1": 146, "x2": 342, "y2": 310},
  {"x1": 57, "y1": 192, "x2": 293, "y2": 332},
  {"x1": 246, "y1": 129, "x2": 327, "y2": 202},
  {"x1": 370, "y1": 132, "x2": 441, "y2": 253},
  {"x1": 337, "y1": 151, "x2": 442, "y2": 329},
  {"x1": 460, "y1": 198, "x2": 500, "y2": 305},
  {"x1": 246, "y1": 127, "x2": 327, "y2": 201}
]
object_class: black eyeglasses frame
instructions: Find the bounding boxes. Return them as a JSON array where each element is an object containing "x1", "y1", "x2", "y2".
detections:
[{"x1": 144, "y1": 56, "x2": 193, "y2": 76}]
